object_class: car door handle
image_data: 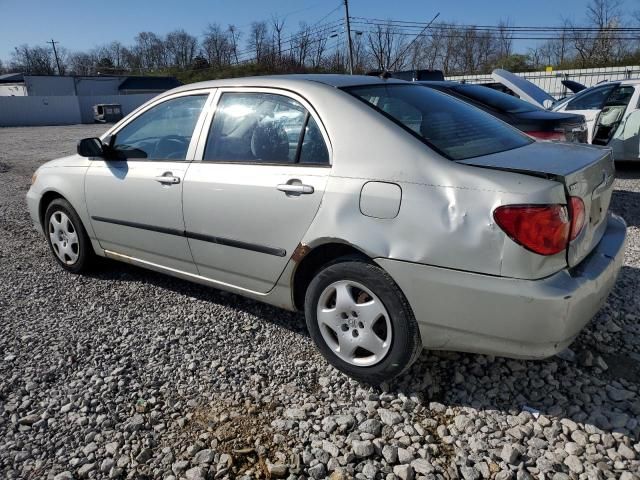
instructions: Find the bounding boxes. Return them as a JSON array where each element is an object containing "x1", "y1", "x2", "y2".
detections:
[
  {"x1": 277, "y1": 183, "x2": 314, "y2": 194},
  {"x1": 154, "y1": 174, "x2": 180, "y2": 185}
]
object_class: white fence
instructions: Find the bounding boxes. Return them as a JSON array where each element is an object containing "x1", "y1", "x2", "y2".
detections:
[
  {"x1": 447, "y1": 65, "x2": 640, "y2": 98},
  {"x1": 0, "y1": 94, "x2": 156, "y2": 127}
]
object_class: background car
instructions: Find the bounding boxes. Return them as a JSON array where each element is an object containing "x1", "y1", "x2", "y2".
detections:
[
  {"x1": 418, "y1": 81, "x2": 588, "y2": 143},
  {"x1": 27, "y1": 75, "x2": 626, "y2": 383},
  {"x1": 491, "y1": 69, "x2": 640, "y2": 160}
]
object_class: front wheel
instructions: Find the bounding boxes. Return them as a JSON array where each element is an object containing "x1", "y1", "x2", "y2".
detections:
[
  {"x1": 44, "y1": 198, "x2": 94, "y2": 274},
  {"x1": 304, "y1": 257, "x2": 422, "y2": 384}
]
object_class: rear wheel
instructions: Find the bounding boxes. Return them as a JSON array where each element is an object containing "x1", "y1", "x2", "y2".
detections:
[
  {"x1": 44, "y1": 198, "x2": 94, "y2": 273},
  {"x1": 304, "y1": 257, "x2": 422, "y2": 384}
]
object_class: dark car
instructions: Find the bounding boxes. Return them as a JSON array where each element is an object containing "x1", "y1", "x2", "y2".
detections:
[{"x1": 418, "y1": 81, "x2": 588, "y2": 143}]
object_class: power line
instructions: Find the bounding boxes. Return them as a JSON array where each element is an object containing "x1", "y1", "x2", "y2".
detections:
[
  {"x1": 387, "y1": 12, "x2": 440, "y2": 71},
  {"x1": 349, "y1": 16, "x2": 640, "y2": 32},
  {"x1": 351, "y1": 28, "x2": 640, "y2": 42}
]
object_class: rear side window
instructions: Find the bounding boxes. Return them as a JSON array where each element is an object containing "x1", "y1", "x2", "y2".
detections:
[
  {"x1": 345, "y1": 84, "x2": 531, "y2": 161},
  {"x1": 204, "y1": 92, "x2": 329, "y2": 165}
]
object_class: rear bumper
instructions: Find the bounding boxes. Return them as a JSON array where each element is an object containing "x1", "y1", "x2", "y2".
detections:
[{"x1": 376, "y1": 213, "x2": 627, "y2": 359}]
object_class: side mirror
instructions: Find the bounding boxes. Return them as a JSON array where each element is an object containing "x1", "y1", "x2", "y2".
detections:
[
  {"x1": 77, "y1": 137, "x2": 105, "y2": 157},
  {"x1": 543, "y1": 99, "x2": 554, "y2": 110}
]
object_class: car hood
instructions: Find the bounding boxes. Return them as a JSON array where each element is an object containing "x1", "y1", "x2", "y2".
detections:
[
  {"x1": 492, "y1": 69, "x2": 556, "y2": 108},
  {"x1": 40, "y1": 155, "x2": 88, "y2": 169}
]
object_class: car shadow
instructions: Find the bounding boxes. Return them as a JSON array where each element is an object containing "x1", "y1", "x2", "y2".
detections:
[
  {"x1": 87, "y1": 258, "x2": 640, "y2": 442},
  {"x1": 86, "y1": 259, "x2": 308, "y2": 336},
  {"x1": 615, "y1": 161, "x2": 640, "y2": 179},
  {"x1": 611, "y1": 189, "x2": 640, "y2": 227}
]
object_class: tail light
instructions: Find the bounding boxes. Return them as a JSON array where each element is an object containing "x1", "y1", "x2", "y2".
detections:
[
  {"x1": 568, "y1": 196, "x2": 586, "y2": 240},
  {"x1": 528, "y1": 130, "x2": 566, "y2": 142},
  {"x1": 494, "y1": 204, "x2": 570, "y2": 255}
]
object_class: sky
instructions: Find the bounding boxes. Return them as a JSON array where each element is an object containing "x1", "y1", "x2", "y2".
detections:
[{"x1": 0, "y1": 0, "x2": 609, "y2": 63}]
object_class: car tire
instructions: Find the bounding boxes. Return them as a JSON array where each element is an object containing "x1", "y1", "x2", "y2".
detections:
[
  {"x1": 44, "y1": 198, "x2": 94, "y2": 274},
  {"x1": 304, "y1": 256, "x2": 422, "y2": 384}
]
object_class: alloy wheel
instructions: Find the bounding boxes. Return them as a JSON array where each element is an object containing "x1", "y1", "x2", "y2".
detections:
[{"x1": 316, "y1": 280, "x2": 392, "y2": 366}]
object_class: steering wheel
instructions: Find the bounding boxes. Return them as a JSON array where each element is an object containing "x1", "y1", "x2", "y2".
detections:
[{"x1": 153, "y1": 135, "x2": 188, "y2": 159}]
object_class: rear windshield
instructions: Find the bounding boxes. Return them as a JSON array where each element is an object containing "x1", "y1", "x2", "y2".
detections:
[
  {"x1": 451, "y1": 84, "x2": 540, "y2": 114},
  {"x1": 344, "y1": 84, "x2": 532, "y2": 161}
]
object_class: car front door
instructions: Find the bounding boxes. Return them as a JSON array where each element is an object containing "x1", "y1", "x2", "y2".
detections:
[
  {"x1": 592, "y1": 85, "x2": 636, "y2": 146},
  {"x1": 183, "y1": 89, "x2": 331, "y2": 293},
  {"x1": 555, "y1": 84, "x2": 617, "y2": 143},
  {"x1": 85, "y1": 91, "x2": 212, "y2": 273}
]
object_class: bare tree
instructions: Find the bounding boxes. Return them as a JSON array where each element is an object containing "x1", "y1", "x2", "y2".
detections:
[
  {"x1": 203, "y1": 23, "x2": 233, "y2": 67},
  {"x1": 496, "y1": 19, "x2": 514, "y2": 58},
  {"x1": 271, "y1": 15, "x2": 286, "y2": 63},
  {"x1": 309, "y1": 29, "x2": 329, "y2": 68},
  {"x1": 133, "y1": 32, "x2": 167, "y2": 69},
  {"x1": 587, "y1": 0, "x2": 623, "y2": 28},
  {"x1": 291, "y1": 23, "x2": 312, "y2": 66},
  {"x1": 367, "y1": 22, "x2": 407, "y2": 71},
  {"x1": 11, "y1": 45, "x2": 57, "y2": 74},
  {"x1": 67, "y1": 52, "x2": 96, "y2": 75},
  {"x1": 248, "y1": 21, "x2": 269, "y2": 63},
  {"x1": 165, "y1": 30, "x2": 198, "y2": 68}
]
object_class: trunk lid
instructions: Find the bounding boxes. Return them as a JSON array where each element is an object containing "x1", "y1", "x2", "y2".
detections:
[
  {"x1": 492, "y1": 69, "x2": 557, "y2": 109},
  {"x1": 460, "y1": 142, "x2": 616, "y2": 267}
]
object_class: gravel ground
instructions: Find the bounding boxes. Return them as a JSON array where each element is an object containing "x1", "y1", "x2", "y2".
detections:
[{"x1": 1, "y1": 125, "x2": 639, "y2": 480}]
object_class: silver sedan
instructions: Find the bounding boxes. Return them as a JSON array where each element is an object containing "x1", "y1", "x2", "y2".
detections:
[{"x1": 27, "y1": 75, "x2": 627, "y2": 383}]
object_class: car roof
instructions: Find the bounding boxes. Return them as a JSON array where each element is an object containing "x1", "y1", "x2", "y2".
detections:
[{"x1": 167, "y1": 74, "x2": 410, "y2": 96}]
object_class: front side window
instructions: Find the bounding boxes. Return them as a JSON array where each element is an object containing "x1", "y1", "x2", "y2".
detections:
[
  {"x1": 566, "y1": 85, "x2": 616, "y2": 111},
  {"x1": 113, "y1": 94, "x2": 207, "y2": 160},
  {"x1": 204, "y1": 92, "x2": 329, "y2": 165},
  {"x1": 345, "y1": 84, "x2": 531, "y2": 161}
]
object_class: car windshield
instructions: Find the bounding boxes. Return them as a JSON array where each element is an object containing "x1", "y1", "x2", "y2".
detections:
[
  {"x1": 451, "y1": 84, "x2": 540, "y2": 113},
  {"x1": 344, "y1": 84, "x2": 532, "y2": 161}
]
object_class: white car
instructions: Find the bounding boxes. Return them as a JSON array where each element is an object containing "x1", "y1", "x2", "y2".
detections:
[{"x1": 492, "y1": 69, "x2": 640, "y2": 161}]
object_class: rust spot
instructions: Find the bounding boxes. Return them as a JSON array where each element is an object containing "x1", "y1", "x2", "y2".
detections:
[{"x1": 291, "y1": 243, "x2": 311, "y2": 263}]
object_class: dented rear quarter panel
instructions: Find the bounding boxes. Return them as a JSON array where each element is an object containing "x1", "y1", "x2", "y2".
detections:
[{"x1": 297, "y1": 84, "x2": 568, "y2": 279}]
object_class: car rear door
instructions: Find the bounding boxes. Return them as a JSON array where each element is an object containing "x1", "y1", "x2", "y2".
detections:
[
  {"x1": 182, "y1": 88, "x2": 331, "y2": 293},
  {"x1": 85, "y1": 90, "x2": 213, "y2": 273}
]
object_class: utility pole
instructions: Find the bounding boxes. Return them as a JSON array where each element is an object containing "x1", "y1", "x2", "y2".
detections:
[
  {"x1": 343, "y1": 0, "x2": 354, "y2": 75},
  {"x1": 48, "y1": 39, "x2": 62, "y2": 75}
]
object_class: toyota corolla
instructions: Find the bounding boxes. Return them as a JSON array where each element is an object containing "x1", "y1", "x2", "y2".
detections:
[{"x1": 27, "y1": 75, "x2": 627, "y2": 383}]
